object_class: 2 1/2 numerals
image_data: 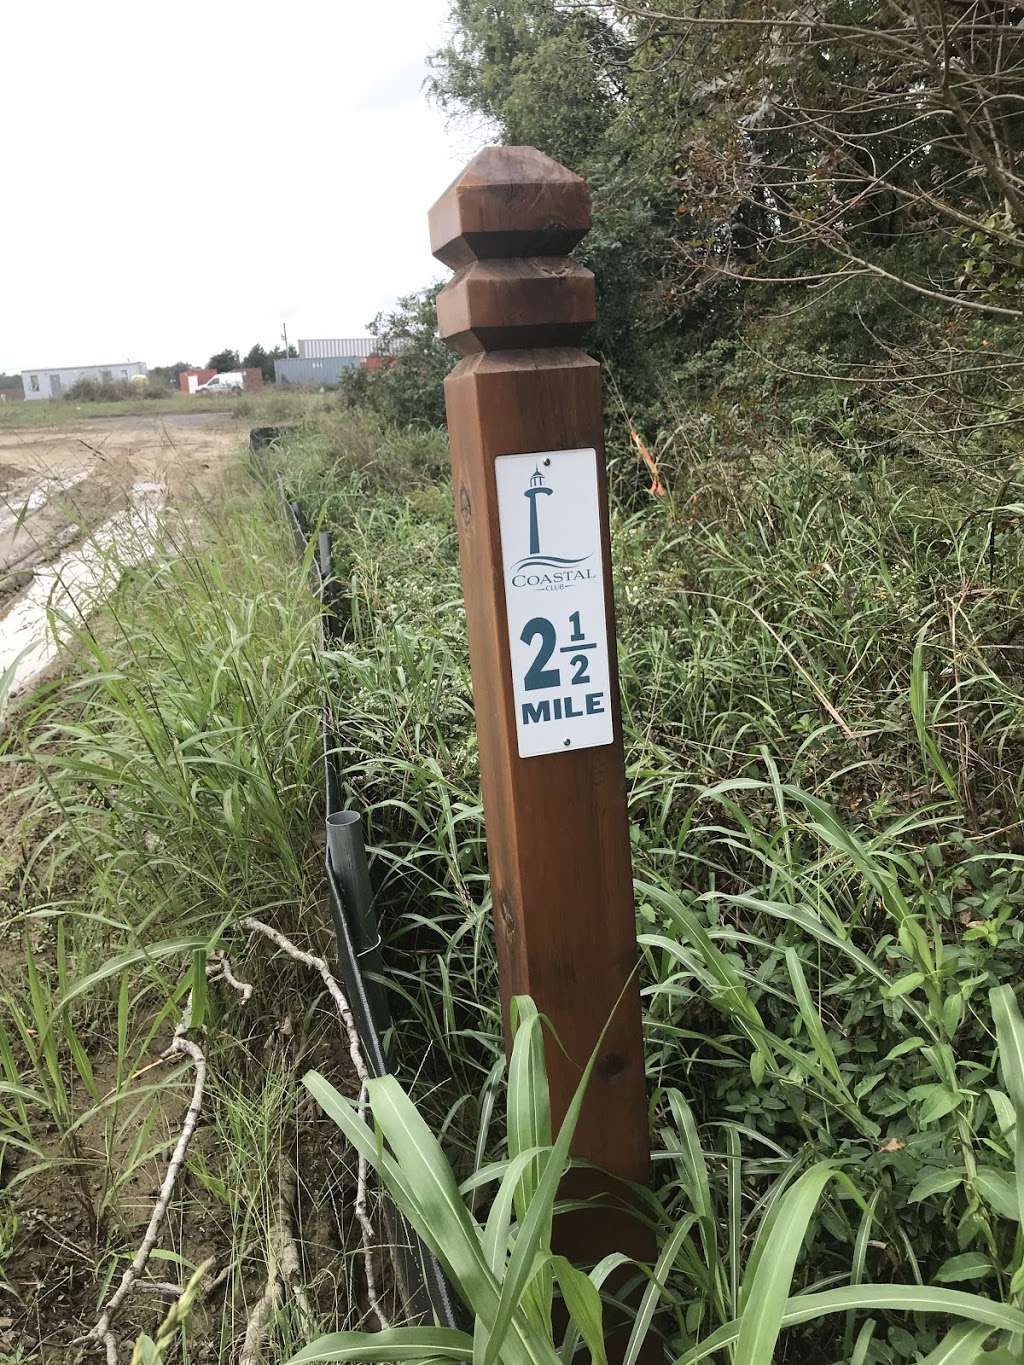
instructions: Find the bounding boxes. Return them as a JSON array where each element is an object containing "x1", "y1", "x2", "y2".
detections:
[
  {"x1": 521, "y1": 618, "x2": 560, "y2": 691},
  {"x1": 521, "y1": 612, "x2": 596, "y2": 691}
]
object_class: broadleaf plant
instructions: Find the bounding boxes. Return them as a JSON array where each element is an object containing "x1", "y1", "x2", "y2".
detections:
[{"x1": 292, "y1": 993, "x2": 1024, "y2": 1363}]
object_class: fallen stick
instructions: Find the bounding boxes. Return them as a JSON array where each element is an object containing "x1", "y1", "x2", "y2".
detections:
[
  {"x1": 242, "y1": 919, "x2": 367, "y2": 1086},
  {"x1": 208, "y1": 949, "x2": 254, "y2": 1004},
  {"x1": 277, "y1": 1157, "x2": 315, "y2": 1329},
  {"x1": 354, "y1": 1081, "x2": 386, "y2": 1329},
  {"x1": 239, "y1": 1156, "x2": 315, "y2": 1365},
  {"x1": 89, "y1": 1012, "x2": 206, "y2": 1351},
  {"x1": 242, "y1": 917, "x2": 388, "y2": 1329},
  {"x1": 238, "y1": 1257, "x2": 280, "y2": 1365}
]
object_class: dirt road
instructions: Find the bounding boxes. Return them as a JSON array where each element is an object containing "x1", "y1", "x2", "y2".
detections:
[
  {"x1": 1, "y1": 409, "x2": 240, "y2": 499},
  {"x1": 0, "y1": 411, "x2": 241, "y2": 584},
  {"x1": 0, "y1": 411, "x2": 244, "y2": 693}
]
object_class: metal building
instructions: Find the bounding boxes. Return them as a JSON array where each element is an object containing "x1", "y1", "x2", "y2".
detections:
[
  {"x1": 21, "y1": 360, "x2": 147, "y2": 400},
  {"x1": 298, "y1": 337, "x2": 376, "y2": 360},
  {"x1": 273, "y1": 354, "x2": 363, "y2": 386},
  {"x1": 274, "y1": 337, "x2": 411, "y2": 386}
]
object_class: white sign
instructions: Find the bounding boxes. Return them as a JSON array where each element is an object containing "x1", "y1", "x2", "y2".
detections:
[{"x1": 495, "y1": 447, "x2": 615, "y2": 758}]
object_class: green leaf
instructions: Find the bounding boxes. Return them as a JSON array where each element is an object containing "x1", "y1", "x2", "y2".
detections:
[
  {"x1": 190, "y1": 949, "x2": 208, "y2": 1031},
  {"x1": 56, "y1": 938, "x2": 211, "y2": 1015},
  {"x1": 735, "y1": 1164, "x2": 859, "y2": 1365},
  {"x1": 888, "y1": 972, "x2": 925, "y2": 999},
  {"x1": 551, "y1": 1256, "x2": 606, "y2": 1365},
  {"x1": 478, "y1": 1149, "x2": 548, "y2": 1271},
  {"x1": 704, "y1": 890, "x2": 936, "y2": 1043},
  {"x1": 933, "y1": 1253, "x2": 992, "y2": 1284},
  {"x1": 286, "y1": 1327, "x2": 475, "y2": 1362},
  {"x1": 990, "y1": 990, "x2": 1024, "y2": 1118},
  {"x1": 785, "y1": 948, "x2": 844, "y2": 1085},
  {"x1": 480, "y1": 1006, "x2": 613, "y2": 1365},
  {"x1": 987, "y1": 1088, "x2": 1016, "y2": 1137},
  {"x1": 908, "y1": 1170, "x2": 962, "y2": 1204},
  {"x1": 910, "y1": 635, "x2": 959, "y2": 801},
  {"x1": 884, "y1": 1036, "x2": 927, "y2": 1060},
  {"x1": 0, "y1": 647, "x2": 28, "y2": 722},
  {"x1": 850, "y1": 1320, "x2": 876, "y2": 1365},
  {"x1": 637, "y1": 881, "x2": 774, "y2": 1070},
  {"x1": 507, "y1": 997, "x2": 553, "y2": 1332},
  {"x1": 624, "y1": 1214, "x2": 695, "y2": 1365},
  {"x1": 916, "y1": 1322, "x2": 994, "y2": 1365},
  {"x1": 943, "y1": 993, "x2": 965, "y2": 1039},
  {"x1": 149, "y1": 1248, "x2": 194, "y2": 1268},
  {"x1": 672, "y1": 1285, "x2": 1024, "y2": 1365},
  {"x1": 664, "y1": 1090, "x2": 721, "y2": 1303},
  {"x1": 357, "y1": 1078, "x2": 509, "y2": 1332},
  {"x1": 918, "y1": 1085, "x2": 962, "y2": 1125},
  {"x1": 303, "y1": 1072, "x2": 525, "y2": 1360},
  {"x1": 845, "y1": 1191, "x2": 880, "y2": 1359},
  {"x1": 990, "y1": 986, "x2": 1024, "y2": 1227},
  {"x1": 132, "y1": 1335, "x2": 160, "y2": 1365},
  {"x1": 975, "y1": 1167, "x2": 1019, "y2": 1221}
]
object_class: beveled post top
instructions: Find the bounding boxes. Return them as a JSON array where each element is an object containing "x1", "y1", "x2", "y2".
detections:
[{"x1": 429, "y1": 145, "x2": 591, "y2": 269}]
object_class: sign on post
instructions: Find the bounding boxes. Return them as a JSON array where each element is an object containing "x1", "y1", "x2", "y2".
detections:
[
  {"x1": 495, "y1": 448, "x2": 613, "y2": 758},
  {"x1": 429, "y1": 146, "x2": 652, "y2": 1268}
]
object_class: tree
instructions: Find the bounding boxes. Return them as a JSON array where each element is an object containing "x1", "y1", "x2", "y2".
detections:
[
  {"x1": 429, "y1": 0, "x2": 700, "y2": 392},
  {"x1": 600, "y1": 0, "x2": 1024, "y2": 317},
  {"x1": 148, "y1": 362, "x2": 192, "y2": 389},
  {"x1": 242, "y1": 343, "x2": 270, "y2": 380},
  {"x1": 427, "y1": 0, "x2": 1024, "y2": 452},
  {"x1": 337, "y1": 288, "x2": 455, "y2": 427},
  {"x1": 243, "y1": 343, "x2": 297, "y2": 382},
  {"x1": 207, "y1": 349, "x2": 240, "y2": 373}
]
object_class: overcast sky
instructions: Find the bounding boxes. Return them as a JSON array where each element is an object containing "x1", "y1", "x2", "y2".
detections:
[{"x1": 2, "y1": 0, "x2": 481, "y2": 374}]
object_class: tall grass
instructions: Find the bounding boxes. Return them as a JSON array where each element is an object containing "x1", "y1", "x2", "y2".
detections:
[
  {"x1": 282, "y1": 408, "x2": 1024, "y2": 1360},
  {"x1": 0, "y1": 387, "x2": 329, "y2": 431},
  {"x1": 297, "y1": 986, "x2": 1024, "y2": 1364},
  {"x1": 0, "y1": 470, "x2": 371, "y2": 1355}
]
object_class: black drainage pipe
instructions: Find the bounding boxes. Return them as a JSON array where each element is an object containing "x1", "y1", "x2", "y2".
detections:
[{"x1": 325, "y1": 811, "x2": 391, "y2": 1036}]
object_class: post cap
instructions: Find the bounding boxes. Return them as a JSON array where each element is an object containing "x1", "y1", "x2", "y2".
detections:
[
  {"x1": 429, "y1": 146, "x2": 591, "y2": 269},
  {"x1": 436, "y1": 258, "x2": 595, "y2": 354}
]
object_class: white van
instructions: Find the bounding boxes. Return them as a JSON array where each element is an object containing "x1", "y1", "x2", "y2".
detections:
[{"x1": 195, "y1": 372, "x2": 244, "y2": 395}]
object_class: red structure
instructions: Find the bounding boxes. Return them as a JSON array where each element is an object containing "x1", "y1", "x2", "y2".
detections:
[
  {"x1": 179, "y1": 369, "x2": 215, "y2": 392},
  {"x1": 179, "y1": 368, "x2": 263, "y2": 393}
]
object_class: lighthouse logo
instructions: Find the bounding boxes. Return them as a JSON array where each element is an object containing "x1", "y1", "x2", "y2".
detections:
[
  {"x1": 523, "y1": 466, "x2": 552, "y2": 556},
  {"x1": 510, "y1": 465, "x2": 592, "y2": 590},
  {"x1": 494, "y1": 447, "x2": 613, "y2": 756}
]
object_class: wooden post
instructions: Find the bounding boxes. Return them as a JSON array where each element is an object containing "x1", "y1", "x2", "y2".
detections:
[{"x1": 429, "y1": 147, "x2": 652, "y2": 1264}]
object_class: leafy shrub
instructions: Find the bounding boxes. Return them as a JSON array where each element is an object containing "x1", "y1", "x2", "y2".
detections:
[
  {"x1": 296, "y1": 990, "x2": 1024, "y2": 1362},
  {"x1": 336, "y1": 286, "x2": 455, "y2": 428},
  {"x1": 65, "y1": 377, "x2": 166, "y2": 402}
]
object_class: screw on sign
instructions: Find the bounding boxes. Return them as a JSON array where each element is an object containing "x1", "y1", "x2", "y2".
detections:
[{"x1": 429, "y1": 146, "x2": 654, "y2": 1282}]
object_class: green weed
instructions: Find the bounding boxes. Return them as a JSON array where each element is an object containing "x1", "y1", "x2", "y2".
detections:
[
  {"x1": 297, "y1": 990, "x2": 1024, "y2": 1362},
  {"x1": 0, "y1": 467, "x2": 361, "y2": 1355},
  {"x1": 281, "y1": 404, "x2": 1024, "y2": 1360}
]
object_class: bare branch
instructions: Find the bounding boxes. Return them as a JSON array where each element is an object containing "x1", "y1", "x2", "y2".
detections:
[
  {"x1": 242, "y1": 917, "x2": 389, "y2": 1330},
  {"x1": 88, "y1": 1024, "x2": 206, "y2": 1352}
]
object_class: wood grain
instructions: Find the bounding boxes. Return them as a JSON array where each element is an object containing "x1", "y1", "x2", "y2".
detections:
[{"x1": 431, "y1": 149, "x2": 652, "y2": 1272}]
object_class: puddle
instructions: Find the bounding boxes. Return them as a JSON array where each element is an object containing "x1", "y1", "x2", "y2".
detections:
[
  {"x1": 0, "y1": 466, "x2": 93, "y2": 536},
  {"x1": 0, "y1": 482, "x2": 166, "y2": 699}
]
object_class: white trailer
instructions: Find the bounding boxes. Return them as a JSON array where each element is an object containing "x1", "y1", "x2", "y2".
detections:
[{"x1": 21, "y1": 361, "x2": 147, "y2": 400}]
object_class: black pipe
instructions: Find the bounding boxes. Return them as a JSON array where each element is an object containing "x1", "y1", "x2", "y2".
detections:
[
  {"x1": 325, "y1": 811, "x2": 391, "y2": 1036},
  {"x1": 248, "y1": 431, "x2": 461, "y2": 1332},
  {"x1": 317, "y1": 530, "x2": 344, "y2": 636}
]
